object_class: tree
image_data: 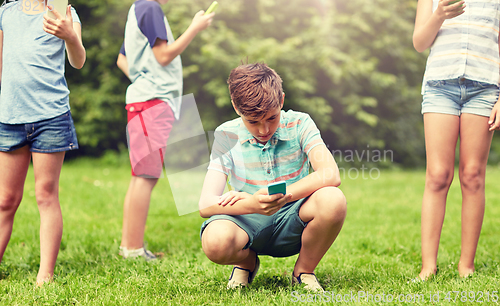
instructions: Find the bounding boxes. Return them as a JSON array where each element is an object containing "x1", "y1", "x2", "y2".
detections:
[{"x1": 63, "y1": 0, "x2": 432, "y2": 167}]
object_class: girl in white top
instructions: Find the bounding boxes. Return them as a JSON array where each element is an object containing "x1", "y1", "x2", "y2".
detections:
[{"x1": 414, "y1": 0, "x2": 500, "y2": 280}]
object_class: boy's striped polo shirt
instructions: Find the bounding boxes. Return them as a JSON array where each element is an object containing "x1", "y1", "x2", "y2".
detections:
[{"x1": 208, "y1": 110, "x2": 326, "y2": 194}]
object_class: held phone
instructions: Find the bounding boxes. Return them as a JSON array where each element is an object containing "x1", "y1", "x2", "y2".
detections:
[
  {"x1": 268, "y1": 181, "x2": 286, "y2": 196},
  {"x1": 448, "y1": 0, "x2": 462, "y2": 5},
  {"x1": 205, "y1": 1, "x2": 219, "y2": 15},
  {"x1": 46, "y1": 0, "x2": 68, "y2": 20}
]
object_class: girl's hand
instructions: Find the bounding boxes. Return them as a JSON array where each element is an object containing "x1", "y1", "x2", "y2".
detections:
[
  {"x1": 488, "y1": 100, "x2": 500, "y2": 131},
  {"x1": 435, "y1": 0, "x2": 466, "y2": 21},
  {"x1": 42, "y1": 5, "x2": 76, "y2": 41},
  {"x1": 218, "y1": 191, "x2": 251, "y2": 206}
]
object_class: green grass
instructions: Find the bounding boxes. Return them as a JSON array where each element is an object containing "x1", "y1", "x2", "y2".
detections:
[{"x1": 1, "y1": 160, "x2": 499, "y2": 305}]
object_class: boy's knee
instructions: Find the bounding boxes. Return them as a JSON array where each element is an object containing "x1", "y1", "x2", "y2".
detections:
[
  {"x1": 314, "y1": 187, "x2": 347, "y2": 222},
  {"x1": 201, "y1": 222, "x2": 241, "y2": 263}
]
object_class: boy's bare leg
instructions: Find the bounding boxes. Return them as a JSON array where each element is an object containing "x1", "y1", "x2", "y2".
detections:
[
  {"x1": 0, "y1": 147, "x2": 31, "y2": 265},
  {"x1": 294, "y1": 187, "x2": 346, "y2": 276},
  {"x1": 32, "y1": 151, "x2": 65, "y2": 285},
  {"x1": 120, "y1": 178, "x2": 135, "y2": 248},
  {"x1": 457, "y1": 114, "x2": 493, "y2": 277},
  {"x1": 121, "y1": 176, "x2": 158, "y2": 250},
  {"x1": 201, "y1": 220, "x2": 257, "y2": 271},
  {"x1": 420, "y1": 113, "x2": 459, "y2": 280}
]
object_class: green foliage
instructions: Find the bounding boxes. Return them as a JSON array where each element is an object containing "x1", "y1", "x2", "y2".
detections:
[
  {"x1": 66, "y1": 0, "x2": 132, "y2": 154},
  {"x1": 66, "y1": 0, "x2": 431, "y2": 166}
]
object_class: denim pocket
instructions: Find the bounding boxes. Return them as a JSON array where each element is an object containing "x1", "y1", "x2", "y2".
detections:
[
  {"x1": 426, "y1": 80, "x2": 446, "y2": 87},
  {"x1": 472, "y1": 81, "x2": 497, "y2": 89}
]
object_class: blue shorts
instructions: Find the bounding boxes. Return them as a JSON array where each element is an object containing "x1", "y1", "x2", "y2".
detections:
[
  {"x1": 0, "y1": 111, "x2": 78, "y2": 153},
  {"x1": 200, "y1": 197, "x2": 309, "y2": 258},
  {"x1": 422, "y1": 78, "x2": 499, "y2": 117}
]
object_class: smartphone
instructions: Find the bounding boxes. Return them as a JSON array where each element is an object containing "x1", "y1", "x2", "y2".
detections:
[
  {"x1": 268, "y1": 181, "x2": 286, "y2": 196},
  {"x1": 205, "y1": 1, "x2": 218, "y2": 15},
  {"x1": 46, "y1": 0, "x2": 68, "y2": 20},
  {"x1": 448, "y1": 0, "x2": 462, "y2": 5}
]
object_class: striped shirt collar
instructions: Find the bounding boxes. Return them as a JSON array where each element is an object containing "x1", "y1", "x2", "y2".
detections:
[{"x1": 237, "y1": 110, "x2": 291, "y2": 145}]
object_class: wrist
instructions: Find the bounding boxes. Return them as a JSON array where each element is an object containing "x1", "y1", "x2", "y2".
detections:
[
  {"x1": 188, "y1": 22, "x2": 203, "y2": 35},
  {"x1": 63, "y1": 30, "x2": 78, "y2": 44},
  {"x1": 433, "y1": 9, "x2": 447, "y2": 23}
]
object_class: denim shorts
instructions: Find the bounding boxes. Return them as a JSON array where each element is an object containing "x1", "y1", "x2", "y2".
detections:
[
  {"x1": 200, "y1": 197, "x2": 309, "y2": 258},
  {"x1": 422, "y1": 78, "x2": 499, "y2": 117},
  {"x1": 0, "y1": 111, "x2": 78, "y2": 153}
]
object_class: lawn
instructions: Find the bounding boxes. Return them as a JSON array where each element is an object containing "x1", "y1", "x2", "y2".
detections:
[{"x1": 0, "y1": 159, "x2": 499, "y2": 305}]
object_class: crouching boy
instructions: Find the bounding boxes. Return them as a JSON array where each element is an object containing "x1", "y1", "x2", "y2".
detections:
[{"x1": 199, "y1": 63, "x2": 346, "y2": 291}]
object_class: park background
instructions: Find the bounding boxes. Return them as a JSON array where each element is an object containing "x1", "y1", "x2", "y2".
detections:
[
  {"x1": 64, "y1": 0, "x2": 474, "y2": 168},
  {"x1": 1, "y1": 0, "x2": 500, "y2": 305}
]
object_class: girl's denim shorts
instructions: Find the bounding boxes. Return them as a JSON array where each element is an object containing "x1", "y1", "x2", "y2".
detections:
[
  {"x1": 422, "y1": 78, "x2": 499, "y2": 117},
  {"x1": 0, "y1": 111, "x2": 79, "y2": 153}
]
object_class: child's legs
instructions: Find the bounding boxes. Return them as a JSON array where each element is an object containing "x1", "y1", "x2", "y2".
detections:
[
  {"x1": 294, "y1": 187, "x2": 346, "y2": 276},
  {"x1": 32, "y1": 151, "x2": 65, "y2": 281},
  {"x1": 0, "y1": 146, "x2": 31, "y2": 264},
  {"x1": 121, "y1": 176, "x2": 158, "y2": 249},
  {"x1": 120, "y1": 178, "x2": 135, "y2": 248},
  {"x1": 122, "y1": 99, "x2": 173, "y2": 250},
  {"x1": 201, "y1": 220, "x2": 256, "y2": 270},
  {"x1": 421, "y1": 113, "x2": 459, "y2": 277},
  {"x1": 458, "y1": 113, "x2": 493, "y2": 274}
]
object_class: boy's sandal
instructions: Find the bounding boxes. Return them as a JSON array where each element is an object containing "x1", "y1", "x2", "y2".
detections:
[
  {"x1": 227, "y1": 256, "x2": 260, "y2": 289},
  {"x1": 292, "y1": 272, "x2": 324, "y2": 292}
]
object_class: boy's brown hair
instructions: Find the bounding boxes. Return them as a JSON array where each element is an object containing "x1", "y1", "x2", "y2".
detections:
[{"x1": 227, "y1": 63, "x2": 283, "y2": 119}]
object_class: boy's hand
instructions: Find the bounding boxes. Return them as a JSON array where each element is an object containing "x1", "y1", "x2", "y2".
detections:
[
  {"x1": 190, "y1": 11, "x2": 214, "y2": 33},
  {"x1": 43, "y1": 5, "x2": 76, "y2": 41},
  {"x1": 251, "y1": 189, "x2": 292, "y2": 216},
  {"x1": 218, "y1": 191, "x2": 252, "y2": 206}
]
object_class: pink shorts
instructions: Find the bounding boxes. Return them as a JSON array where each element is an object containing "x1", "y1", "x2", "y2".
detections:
[{"x1": 126, "y1": 99, "x2": 175, "y2": 178}]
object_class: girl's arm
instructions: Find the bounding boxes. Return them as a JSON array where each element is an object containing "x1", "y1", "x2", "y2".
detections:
[
  {"x1": 413, "y1": 0, "x2": 465, "y2": 52},
  {"x1": 42, "y1": 5, "x2": 86, "y2": 69},
  {"x1": 488, "y1": 30, "x2": 500, "y2": 131}
]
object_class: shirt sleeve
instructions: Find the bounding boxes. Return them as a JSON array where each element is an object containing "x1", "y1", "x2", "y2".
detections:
[
  {"x1": 298, "y1": 114, "x2": 325, "y2": 155},
  {"x1": 0, "y1": 3, "x2": 8, "y2": 31},
  {"x1": 70, "y1": 6, "x2": 81, "y2": 24},
  {"x1": 207, "y1": 128, "x2": 238, "y2": 176},
  {"x1": 135, "y1": 2, "x2": 168, "y2": 48}
]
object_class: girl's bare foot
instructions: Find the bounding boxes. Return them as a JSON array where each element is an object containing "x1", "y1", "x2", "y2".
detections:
[
  {"x1": 458, "y1": 261, "x2": 474, "y2": 278},
  {"x1": 418, "y1": 267, "x2": 437, "y2": 280},
  {"x1": 36, "y1": 275, "x2": 53, "y2": 287}
]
